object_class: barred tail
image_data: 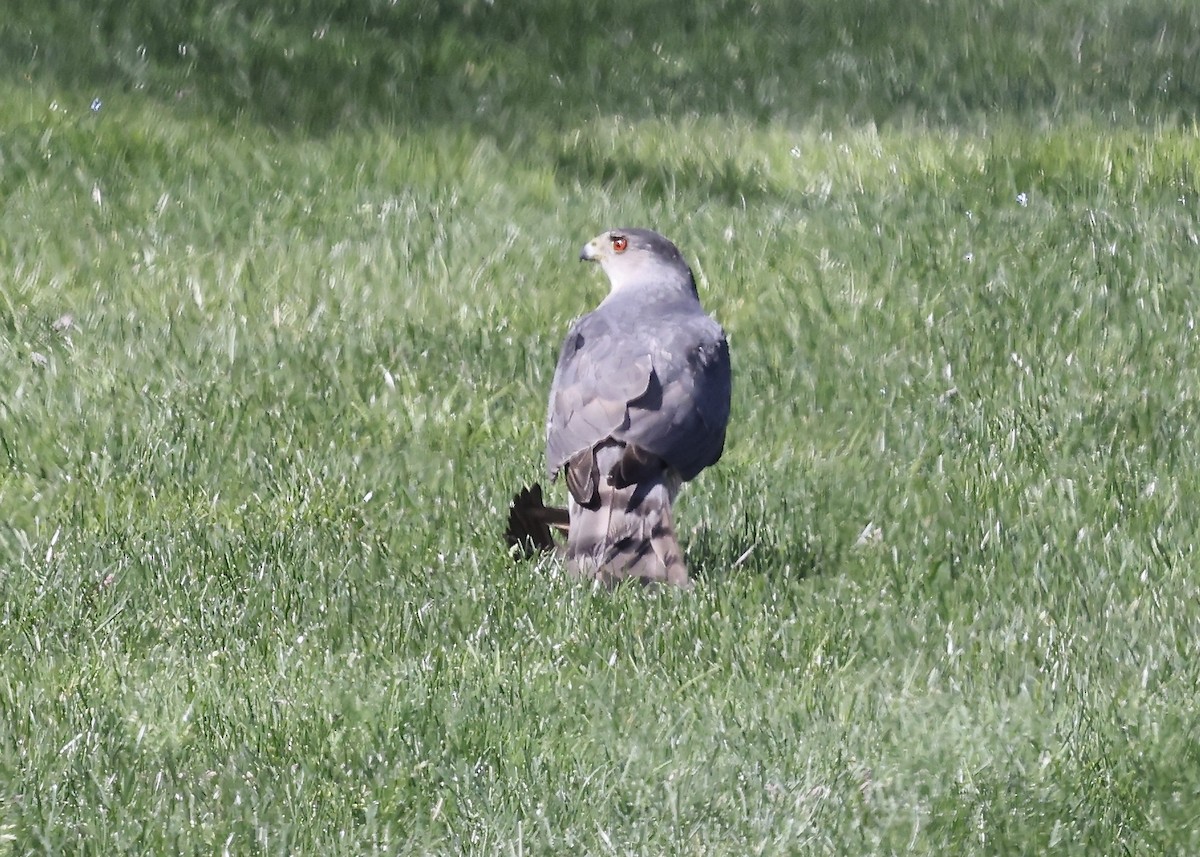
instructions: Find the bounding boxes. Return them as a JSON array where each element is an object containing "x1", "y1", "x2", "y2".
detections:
[{"x1": 565, "y1": 445, "x2": 689, "y2": 587}]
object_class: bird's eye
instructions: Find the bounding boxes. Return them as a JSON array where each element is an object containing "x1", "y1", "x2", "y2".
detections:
[{"x1": 611, "y1": 236, "x2": 629, "y2": 252}]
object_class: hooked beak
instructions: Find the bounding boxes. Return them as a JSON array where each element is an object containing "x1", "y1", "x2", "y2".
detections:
[{"x1": 580, "y1": 240, "x2": 600, "y2": 262}]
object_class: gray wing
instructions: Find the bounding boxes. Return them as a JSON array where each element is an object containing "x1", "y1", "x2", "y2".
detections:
[
  {"x1": 546, "y1": 310, "x2": 652, "y2": 477},
  {"x1": 623, "y1": 326, "x2": 730, "y2": 481},
  {"x1": 546, "y1": 302, "x2": 730, "y2": 482}
]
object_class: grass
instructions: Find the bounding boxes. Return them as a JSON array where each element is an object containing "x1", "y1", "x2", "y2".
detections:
[{"x1": 3, "y1": 0, "x2": 1200, "y2": 853}]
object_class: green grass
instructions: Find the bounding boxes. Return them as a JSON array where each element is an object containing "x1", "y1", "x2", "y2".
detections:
[{"x1": 3, "y1": 0, "x2": 1200, "y2": 853}]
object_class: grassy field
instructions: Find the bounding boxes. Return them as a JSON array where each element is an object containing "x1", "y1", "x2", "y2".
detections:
[{"x1": 3, "y1": 0, "x2": 1200, "y2": 853}]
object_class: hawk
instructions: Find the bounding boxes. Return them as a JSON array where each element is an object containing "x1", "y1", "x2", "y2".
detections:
[{"x1": 509, "y1": 228, "x2": 732, "y2": 587}]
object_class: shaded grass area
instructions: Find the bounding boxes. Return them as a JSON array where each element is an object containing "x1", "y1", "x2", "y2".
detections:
[
  {"x1": 3, "y1": 0, "x2": 1200, "y2": 853},
  {"x1": 3, "y1": 0, "x2": 1200, "y2": 134}
]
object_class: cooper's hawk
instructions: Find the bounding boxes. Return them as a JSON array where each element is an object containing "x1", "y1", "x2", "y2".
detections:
[{"x1": 511, "y1": 228, "x2": 731, "y2": 587}]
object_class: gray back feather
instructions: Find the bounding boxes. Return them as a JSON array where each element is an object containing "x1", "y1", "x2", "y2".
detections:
[{"x1": 546, "y1": 247, "x2": 731, "y2": 483}]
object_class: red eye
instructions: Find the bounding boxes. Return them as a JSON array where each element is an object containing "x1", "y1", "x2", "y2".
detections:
[{"x1": 611, "y1": 236, "x2": 628, "y2": 252}]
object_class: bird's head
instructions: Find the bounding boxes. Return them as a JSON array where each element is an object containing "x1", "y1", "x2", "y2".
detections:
[{"x1": 580, "y1": 228, "x2": 697, "y2": 297}]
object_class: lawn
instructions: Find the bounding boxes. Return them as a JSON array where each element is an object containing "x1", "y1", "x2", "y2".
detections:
[{"x1": 2, "y1": 0, "x2": 1200, "y2": 853}]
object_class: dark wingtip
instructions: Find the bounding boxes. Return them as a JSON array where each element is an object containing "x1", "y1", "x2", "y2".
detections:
[{"x1": 505, "y1": 484, "x2": 568, "y2": 559}]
